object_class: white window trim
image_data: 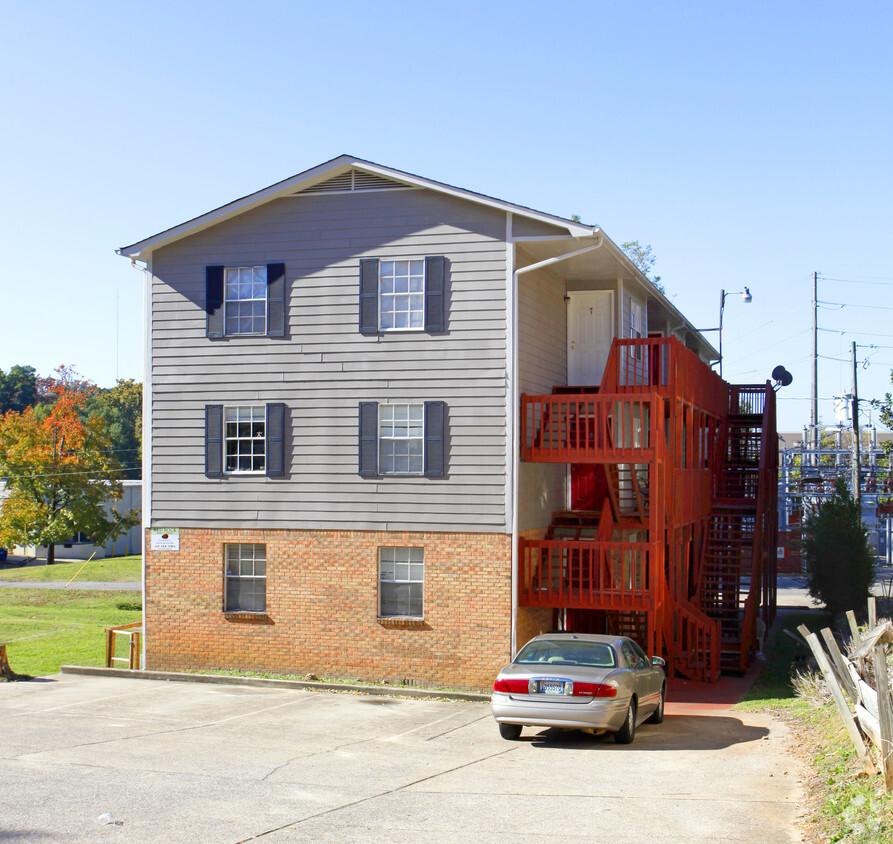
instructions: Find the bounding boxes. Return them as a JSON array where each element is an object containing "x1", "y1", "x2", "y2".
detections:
[
  {"x1": 378, "y1": 546, "x2": 424, "y2": 619},
  {"x1": 224, "y1": 543, "x2": 267, "y2": 613},
  {"x1": 224, "y1": 265, "x2": 268, "y2": 336},
  {"x1": 378, "y1": 258, "x2": 426, "y2": 333},
  {"x1": 378, "y1": 402, "x2": 425, "y2": 476},
  {"x1": 224, "y1": 404, "x2": 267, "y2": 475}
]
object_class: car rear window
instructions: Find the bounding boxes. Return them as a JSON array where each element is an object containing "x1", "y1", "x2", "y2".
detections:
[{"x1": 515, "y1": 640, "x2": 616, "y2": 668}]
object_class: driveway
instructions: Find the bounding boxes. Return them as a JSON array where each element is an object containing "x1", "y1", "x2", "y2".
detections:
[{"x1": 1, "y1": 673, "x2": 803, "y2": 843}]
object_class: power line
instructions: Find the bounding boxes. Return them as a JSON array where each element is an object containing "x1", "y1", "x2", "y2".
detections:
[
  {"x1": 0, "y1": 468, "x2": 132, "y2": 482},
  {"x1": 819, "y1": 300, "x2": 893, "y2": 311},
  {"x1": 819, "y1": 275, "x2": 893, "y2": 285},
  {"x1": 820, "y1": 328, "x2": 893, "y2": 339},
  {"x1": 725, "y1": 310, "x2": 810, "y2": 344}
]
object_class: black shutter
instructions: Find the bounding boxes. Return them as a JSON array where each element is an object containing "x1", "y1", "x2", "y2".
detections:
[
  {"x1": 359, "y1": 258, "x2": 379, "y2": 335},
  {"x1": 266, "y1": 403, "x2": 286, "y2": 477},
  {"x1": 266, "y1": 263, "x2": 286, "y2": 338},
  {"x1": 425, "y1": 256, "x2": 446, "y2": 332},
  {"x1": 358, "y1": 402, "x2": 379, "y2": 477},
  {"x1": 205, "y1": 404, "x2": 223, "y2": 477},
  {"x1": 206, "y1": 266, "x2": 225, "y2": 339},
  {"x1": 424, "y1": 401, "x2": 446, "y2": 478}
]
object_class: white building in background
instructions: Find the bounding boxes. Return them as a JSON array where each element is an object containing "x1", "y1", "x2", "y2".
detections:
[{"x1": 0, "y1": 480, "x2": 142, "y2": 560}]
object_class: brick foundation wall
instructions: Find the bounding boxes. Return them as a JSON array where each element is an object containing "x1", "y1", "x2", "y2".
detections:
[{"x1": 144, "y1": 527, "x2": 513, "y2": 691}]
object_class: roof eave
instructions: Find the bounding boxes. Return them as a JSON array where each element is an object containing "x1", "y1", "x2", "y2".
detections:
[{"x1": 117, "y1": 155, "x2": 596, "y2": 260}]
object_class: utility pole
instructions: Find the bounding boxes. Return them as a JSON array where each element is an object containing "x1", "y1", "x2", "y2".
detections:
[
  {"x1": 851, "y1": 341, "x2": 861, "y2": 505},
  {"x1": 811, "y1": 271, "x2": 819, "y2": 464}
]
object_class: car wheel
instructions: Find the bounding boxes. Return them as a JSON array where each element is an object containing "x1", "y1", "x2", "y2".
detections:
[
  {"x1": 499, "y1": 723, "x2": 522, "y2": 740},
  {"x1": 614, "y1": 700, "x2": 637, "y2": 744},
  {"x1": 646, "y1": 684, "x2": 665, "y2": 725}
]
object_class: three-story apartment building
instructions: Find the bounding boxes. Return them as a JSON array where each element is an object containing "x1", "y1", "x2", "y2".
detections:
[{"x1": 120, "y1": 155, "x2": 776, "y2": 690}]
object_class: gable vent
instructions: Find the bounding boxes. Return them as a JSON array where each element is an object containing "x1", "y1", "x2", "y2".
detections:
[{"x1": 301, "y1": 169, "x2": 408, "y2": 194}]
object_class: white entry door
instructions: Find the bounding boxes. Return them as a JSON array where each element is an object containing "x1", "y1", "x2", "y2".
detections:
[{"x1": 568, "y1": 291, "x2": 614, "y2": 387}]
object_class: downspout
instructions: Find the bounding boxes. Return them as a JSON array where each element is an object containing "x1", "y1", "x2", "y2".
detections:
[
  {"x1": 136, "y1": 255, "x2": 151, "y2": 670},
  {"x1": 509, "y1": 233, "x2": 604, "y2": 657}
]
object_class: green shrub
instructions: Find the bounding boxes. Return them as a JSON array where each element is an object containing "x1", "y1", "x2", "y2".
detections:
[{"x1": 803, "y1": 478, "x2": 875, "y2": 615}]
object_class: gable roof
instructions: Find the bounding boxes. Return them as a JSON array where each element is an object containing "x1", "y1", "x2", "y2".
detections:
[{"x1": 117, "y1": 154, "x2": 597, "y2": 260}]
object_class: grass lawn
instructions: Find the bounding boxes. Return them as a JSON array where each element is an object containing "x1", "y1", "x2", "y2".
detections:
[
  {"x1": 737, "y1": 608, "x2": 832, "y2": 710},
  {"x1": 0, "y1": 589, "x2": 141, "y2": 677},
  {"x1": 0, "y1": 555, "x2": 141, "y2": 583}
]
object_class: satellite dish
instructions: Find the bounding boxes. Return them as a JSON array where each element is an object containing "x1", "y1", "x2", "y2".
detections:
[{"x1": 771, "y1": 365, "x2": 793, "y2": 387}]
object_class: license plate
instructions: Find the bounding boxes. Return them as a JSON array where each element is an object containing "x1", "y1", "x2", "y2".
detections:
[{"x1": 538, "y1": 680, "x2": 565, "y2": 695}]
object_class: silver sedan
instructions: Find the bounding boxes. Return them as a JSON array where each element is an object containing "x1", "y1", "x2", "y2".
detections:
[{"x1": 490, "y1": 633, "x2": 666, "y2": 744}]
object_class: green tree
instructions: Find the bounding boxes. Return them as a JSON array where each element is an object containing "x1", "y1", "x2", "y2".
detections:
[
  {"x1": 0, "y1": 371, "x2": 138, "y2": 564},
  {"x1": 621, "y1": 240, "x2": 666, "y2": 294},
  {"x1": 802, "y1": 477, "x2": 875, "y2": 615},
  {"x1": 0, "y1": 365, "x2": 39, "y2": 414},
  {"x1": 86, "y1": 379, "x2": 142, "y2": 479},
  {"x1": 876, "y1": 371, "x2": 893, "y2": 464}
]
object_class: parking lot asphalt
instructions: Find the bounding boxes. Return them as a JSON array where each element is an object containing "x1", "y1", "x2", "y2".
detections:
[{"x1": 1, "y1": 673, "x2": 804, "y2": 843}]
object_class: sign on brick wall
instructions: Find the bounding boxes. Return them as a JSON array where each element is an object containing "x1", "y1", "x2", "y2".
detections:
[{"x1": 150, "y1": 528, "x2": 180, "y2": 551}]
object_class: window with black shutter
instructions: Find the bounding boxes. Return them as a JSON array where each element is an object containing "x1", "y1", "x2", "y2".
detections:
[
  {"x1": 358, "y1": 401, "x2": 446, "y2": 477},
  {"x1": 205, "y1": 403, "x2": 287, "y2": 478},
  {"x1": 206, "y1": 263, "x2": 286, "y2": 339},
  {"x1": 358, "y1": 257, "x2": 447, "y2": 334}
]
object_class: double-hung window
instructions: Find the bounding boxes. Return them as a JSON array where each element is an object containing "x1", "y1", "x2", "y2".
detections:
[
  {"x1": 225, "y1": 266, "x2": 267, "y2": 335},
  {"x1": 379, "y1": 260, "x2": 425, "y2": 330},
  {"x1": 379, "y1": 404, "x2": 424, "y2": 474},
  {"x1": 205, "y1": 402, "x2": 286, "y2": 478},
  {"x1": 225, "y1": 543, "x2": 266, "y2": 612},
  {"x1": 358, "y1": 401, "x2": 445, "y2": 478},
  {"x1": 359, "y1": 256, "x2": 445, "y2": 334},
  {"x1": 379, "y1": 547, "x2": 423, "y2": 618},
  {"x1": 225, "y1": 406, "x2": 266, "y2": 473},
  {"x1": 206, "y1": 263, "x2": 286, "y2": 339}
]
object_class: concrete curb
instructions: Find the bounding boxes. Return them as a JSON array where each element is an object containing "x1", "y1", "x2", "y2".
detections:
[{"x1": 60, "y1": 665, "x2": 490, "y2": 702}]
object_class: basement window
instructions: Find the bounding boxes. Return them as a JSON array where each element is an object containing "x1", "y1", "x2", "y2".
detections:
[
  {"x1": 224, "y1": 543, "x2": 266, "y2": 612},
  {"x1": 379, "y1": 547, "x2": 424, "y2": 618}
]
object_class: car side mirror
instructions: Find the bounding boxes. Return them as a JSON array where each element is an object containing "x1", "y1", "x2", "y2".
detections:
[{"x1": 650, "y1": 656, "x2": 666, "y2": 667}]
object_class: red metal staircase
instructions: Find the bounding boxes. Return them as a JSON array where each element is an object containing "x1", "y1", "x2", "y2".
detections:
[{"x1": 518, "y1": 338, "x2": 777, "y2": 683}]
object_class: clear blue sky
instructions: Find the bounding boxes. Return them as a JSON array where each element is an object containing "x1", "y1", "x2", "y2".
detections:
[{"x1": 2, "y1": 0, "x2": 891, "y2": 433}]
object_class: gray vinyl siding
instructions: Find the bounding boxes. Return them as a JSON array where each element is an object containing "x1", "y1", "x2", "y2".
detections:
[
  {"x1": 518, "y1": 266, "x2": 567, "y2": 395},
  {"x1": 517, "y1": 265, "x2": 568, "y2": 531},
  {"x1": 150, "y1": 188, "x2": 508, "y2": 532}
]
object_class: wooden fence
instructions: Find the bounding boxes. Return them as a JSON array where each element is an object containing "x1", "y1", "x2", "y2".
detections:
[
  {"x1": 799, "y1": 597, "x2": 893, "y2": 792},
  {"x1": 105, "y1": 621, "x2": 143, "y2": 670}
]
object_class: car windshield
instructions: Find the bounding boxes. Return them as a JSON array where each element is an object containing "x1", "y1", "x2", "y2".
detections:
[{"x1": 514, "y1": 640, "x2": 617, "y2": 668}]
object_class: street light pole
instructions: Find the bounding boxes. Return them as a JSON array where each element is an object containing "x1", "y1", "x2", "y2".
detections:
[
  {"x1": 852, "y1": 341, "x2": 861, "y2": 505},
  {"x1": 811, "y1": 271, "x2": 819, "y2": 462},
  {"x1": 718, "y1": 287, "x2": 752, "y2": 378}
]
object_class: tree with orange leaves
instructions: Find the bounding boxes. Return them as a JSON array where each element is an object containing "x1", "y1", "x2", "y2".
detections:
[{"x1": 0, "y1": 367, "x2": 138, "y2": 564}]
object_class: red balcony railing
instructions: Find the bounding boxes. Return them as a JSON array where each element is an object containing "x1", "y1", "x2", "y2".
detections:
[
  {"x1": 672, "y1": 600, "x2": 720, "y2": 683},
  {"x1": 603, "y1": 337, "x2": 728, "y2": 419},
  {"x1": 519, "y1": 540, "x2": 654, "y2": 610},
  {"x1": 729, "y1": 385, "x2": 768, "y2": 417},
  {"x1": 521, "y1": 393, "x2": 660, "y2": 464}
]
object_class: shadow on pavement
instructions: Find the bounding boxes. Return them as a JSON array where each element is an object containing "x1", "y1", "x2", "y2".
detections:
[{"x1": 523, "y1": 714, "x2": 768, "y2": 751}]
